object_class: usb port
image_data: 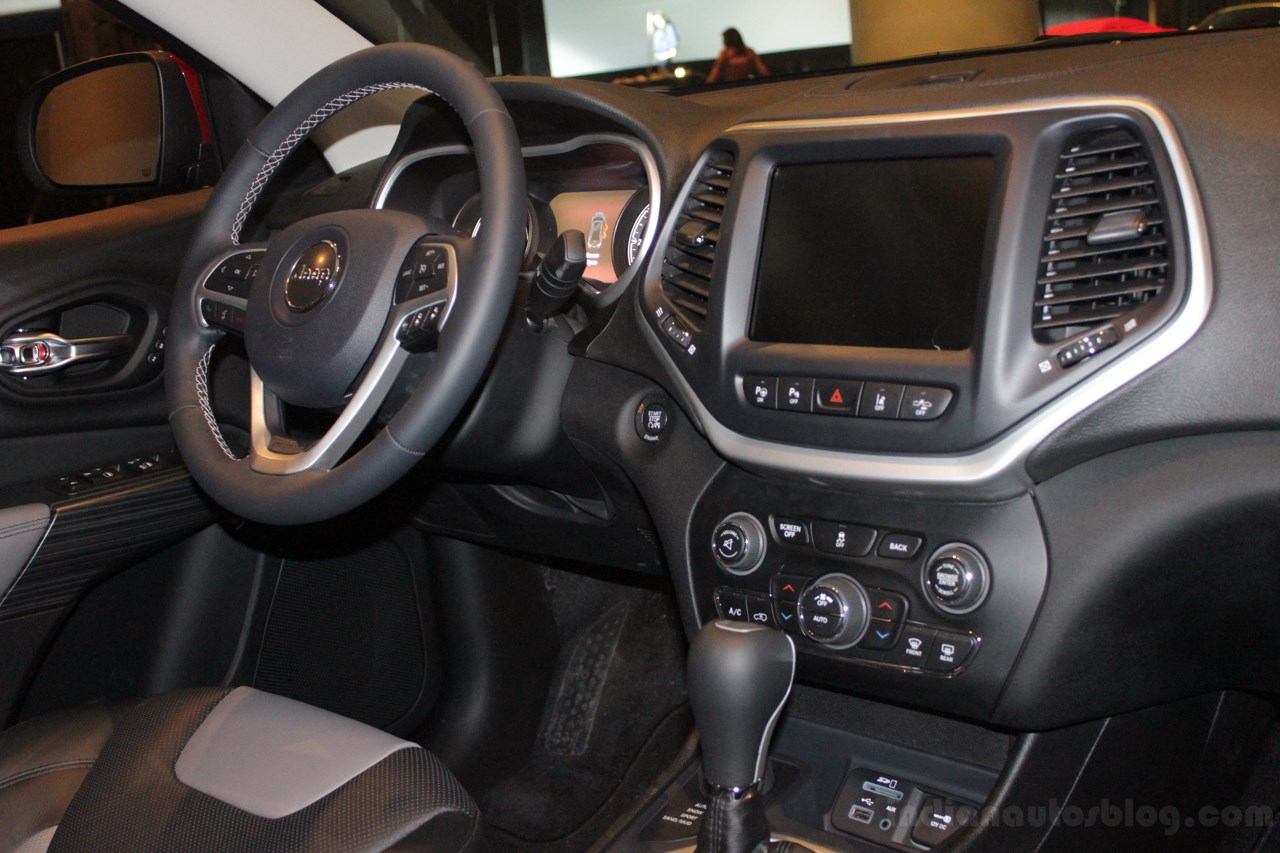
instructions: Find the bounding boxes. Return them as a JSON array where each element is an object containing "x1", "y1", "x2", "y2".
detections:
[{"x1": 848, "y1": 805, "x2": 875, "y2": 824}]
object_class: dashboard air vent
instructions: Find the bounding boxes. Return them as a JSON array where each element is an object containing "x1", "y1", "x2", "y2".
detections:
[
  {"x1": 661, "y1": 151, "x2": 735, "y2": 330},
  {"x1": 1034, "y1": 127, "x2": 1171, "y2": 343}
]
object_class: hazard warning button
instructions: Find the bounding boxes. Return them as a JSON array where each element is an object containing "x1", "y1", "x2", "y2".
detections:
[{"x1": 814, "y1": 379, "x2": 862, "y2": 416}]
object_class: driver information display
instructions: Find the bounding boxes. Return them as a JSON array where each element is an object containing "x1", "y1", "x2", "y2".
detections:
[
  {"x1": 749, "y1": 156, "x2": 996, "y2": 351},
  {"x1": 549, "y1": 189, "x2": 634, "y2": 284}
]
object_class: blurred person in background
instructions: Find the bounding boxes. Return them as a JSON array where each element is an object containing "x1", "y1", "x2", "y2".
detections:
[{"x1": 706, "y1": 27, "x2": 769, "y2": 83}]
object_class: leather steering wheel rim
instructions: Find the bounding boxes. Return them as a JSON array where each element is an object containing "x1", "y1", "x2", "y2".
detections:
[{"x1": 166, "y1": 44, "x2": 525, "y2": 525}]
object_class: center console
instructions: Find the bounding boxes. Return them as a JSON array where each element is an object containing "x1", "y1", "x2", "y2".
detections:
[
  {"x1": 632, "y1": 98, "x2": 1201, "y2": 720},
  {"x1": 688, "y1": 467, "x2": 1046, "y2": 719}
]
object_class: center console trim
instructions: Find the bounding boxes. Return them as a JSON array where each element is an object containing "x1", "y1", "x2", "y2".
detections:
[{"x1": 639, "y1": 97, "x2": 1210, "y2": 498}]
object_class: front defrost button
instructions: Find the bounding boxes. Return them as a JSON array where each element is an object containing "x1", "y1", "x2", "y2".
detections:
[{"x1": 887, "y1": 626, "x2": 936, "y2": 667}]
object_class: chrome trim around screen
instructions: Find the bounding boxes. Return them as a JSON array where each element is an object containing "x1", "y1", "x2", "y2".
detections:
[{"x1": 641, "y1": 98, "x2": 1211, "y2": 498}]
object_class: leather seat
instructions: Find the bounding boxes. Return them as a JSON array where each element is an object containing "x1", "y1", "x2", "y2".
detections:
[{"x1": 0, "y1": 687, "x2": 485, "y2": 852}]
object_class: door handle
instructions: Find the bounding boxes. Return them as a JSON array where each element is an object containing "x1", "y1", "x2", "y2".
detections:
[{"x1": 0, "y1": 332, "x2": 134, "y2": 375}]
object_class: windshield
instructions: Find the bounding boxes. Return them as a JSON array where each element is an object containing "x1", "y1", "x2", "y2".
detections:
[{"x1": 319, "y1": 0, "x2": 1277, "y2": 89}]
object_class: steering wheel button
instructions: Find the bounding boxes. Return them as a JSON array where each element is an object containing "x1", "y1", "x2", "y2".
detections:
[
  {"x1": 413, "y1": 246, "x2": 447, "y2": 281},
  {"x1": 206, "y1": 277, "x2": 250, "y2": 298}
]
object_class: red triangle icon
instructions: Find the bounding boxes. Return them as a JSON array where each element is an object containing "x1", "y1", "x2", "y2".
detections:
[{"x1": 830, "y1": 388, "x2": 844, "y2": 404}]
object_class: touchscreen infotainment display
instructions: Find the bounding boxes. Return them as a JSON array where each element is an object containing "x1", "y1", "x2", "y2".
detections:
[{"x1": 749, "y1": 156, "x2": 995, "y2": 351}]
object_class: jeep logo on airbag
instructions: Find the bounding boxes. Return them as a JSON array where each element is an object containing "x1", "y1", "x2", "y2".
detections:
[{"x1": 284, "y1": 240, "x2": 341, "y2": 312}]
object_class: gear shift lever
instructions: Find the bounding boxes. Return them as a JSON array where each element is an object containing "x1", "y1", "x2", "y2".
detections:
[{"x1": 688, "y1": 620, "x2": 796, "y2": 853}]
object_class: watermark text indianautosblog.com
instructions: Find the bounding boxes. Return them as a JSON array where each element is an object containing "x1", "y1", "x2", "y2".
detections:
[{"x1": 949, "y1": 801, "x2": 1273, "y2": 836}]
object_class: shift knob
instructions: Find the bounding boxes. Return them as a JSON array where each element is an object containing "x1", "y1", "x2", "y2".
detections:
[{"x1": 688, "y1": 620, "x2": 796, "y2": 792}]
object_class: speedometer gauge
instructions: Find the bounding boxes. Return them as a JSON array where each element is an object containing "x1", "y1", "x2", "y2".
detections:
[
  {"x1": 626, "y1": 204, "x2": 650, "y2": 266},
  {"x1": 611, "y1": 188, "x2": 654, "y2": 276},
  {"x1": 452, "y1": 194, "x2": 544, "y2": 270}
]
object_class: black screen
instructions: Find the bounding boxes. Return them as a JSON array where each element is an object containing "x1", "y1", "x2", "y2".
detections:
[{"x1": 749, "y1": 156, "x2": 995, "y2": 350}]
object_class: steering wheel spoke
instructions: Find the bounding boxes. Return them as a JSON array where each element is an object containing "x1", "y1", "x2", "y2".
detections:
[{"x1": 247, "y1": 341, "x2": 409, "y2": 476}]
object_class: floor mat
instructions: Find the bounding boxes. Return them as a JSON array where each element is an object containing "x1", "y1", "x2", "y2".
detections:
[
  {"x1": 481, "y1": 566, "x2": 691, "y2": 848},
  {"x1": 544, "y1": 602, "x2": 629, "y2": 757}
]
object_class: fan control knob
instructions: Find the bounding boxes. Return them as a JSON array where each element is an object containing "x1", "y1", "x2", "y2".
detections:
[{"x1": 798, "y1": 573, "x2": 871, "y2": 649}]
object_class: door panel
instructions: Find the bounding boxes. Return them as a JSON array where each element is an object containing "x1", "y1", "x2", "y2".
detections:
[
  {"x1": 0, "y1": 190, "x2": 208, "y2": 438},
  {"x1": 0, "y1": 189, "x2": 213, "y2": 724}
]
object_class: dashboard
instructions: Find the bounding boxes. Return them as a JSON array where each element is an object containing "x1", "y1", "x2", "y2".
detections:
[
  {"x1": 328, "y1": 27, "x2": 1280, "y2": 741},
  {"x1": 2, "y1": 19, "x2": 1277, "y2": 853}
]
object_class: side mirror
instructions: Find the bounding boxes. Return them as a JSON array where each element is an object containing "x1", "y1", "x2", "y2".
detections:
[{"x1": 18, "y1": 51, "x2": 219, "y2": 194}]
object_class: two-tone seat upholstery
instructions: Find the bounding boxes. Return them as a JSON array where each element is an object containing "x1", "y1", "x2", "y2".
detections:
[{"x1": 0, "y1": 687, "x2": 484, "y2": 852}]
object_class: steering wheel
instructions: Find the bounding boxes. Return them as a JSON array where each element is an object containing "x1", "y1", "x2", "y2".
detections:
[{"x1": 166, "y1": 44, "x2": 525, "y2": 525}]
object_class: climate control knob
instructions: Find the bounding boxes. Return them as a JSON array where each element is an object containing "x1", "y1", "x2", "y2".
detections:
[
  {"x1": 923, "y1": 543, "x2": 990, "y2": 615},
  {"x1": 711, "y1": 512, "x2": 767, "y2": 575},
  {"x1": 798, "y1": 573, "x2": 871, "y2": 649}
]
